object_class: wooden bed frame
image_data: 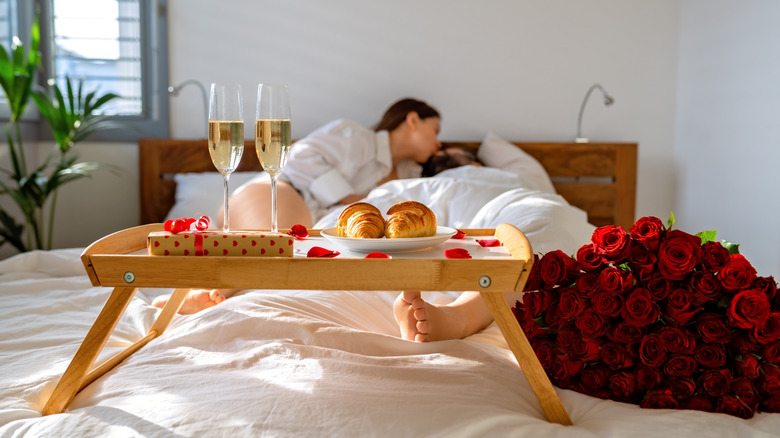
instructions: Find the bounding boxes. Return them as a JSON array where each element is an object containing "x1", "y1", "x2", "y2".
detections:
[{"x1": 138, "y1": 139, "x2": 638, "y2": 230}]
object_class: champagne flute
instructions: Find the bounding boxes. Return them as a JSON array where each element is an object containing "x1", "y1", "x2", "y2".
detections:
[
  {"x1": 255, "y1": 83, "x2": 291, "y2": 233},
  {"x1": 208, "y1": 83, "x2": 244, "y2": 231}
]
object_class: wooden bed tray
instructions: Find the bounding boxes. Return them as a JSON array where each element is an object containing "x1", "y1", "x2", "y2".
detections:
[
  {"x1": 139, "y1": 139, "x2": 638, "y2": 230},
  {"x1": 42, "y1": 223, "x2": 572, "y2": 426}
]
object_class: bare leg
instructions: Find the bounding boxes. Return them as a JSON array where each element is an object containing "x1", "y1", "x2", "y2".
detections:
[
  {"x1": 219, "y1": 179, "x2": 313, "y2": 230},
  {"x1": 393, "y1": 291, "x2": 523, "y2": 342},
  {"x1": 152, "y1": 289, "x2": 240, "y2": 314}
]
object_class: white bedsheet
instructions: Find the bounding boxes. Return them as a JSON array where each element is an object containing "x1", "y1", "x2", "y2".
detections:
[{"x1": 2, "y1": 169, "x2": 779, "y2": 437}]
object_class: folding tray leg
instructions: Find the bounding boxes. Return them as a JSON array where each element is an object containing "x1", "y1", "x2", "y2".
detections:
[
  {"x1": 480, "y1": 291, "x2": 573, "y2": 426},
  {"x1": 42, "y1": 287, "x2": 190, "y2": 415}
]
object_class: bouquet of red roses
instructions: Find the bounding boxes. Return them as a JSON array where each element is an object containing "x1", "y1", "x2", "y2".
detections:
[{"x1": 513, "y1": 215, "x2": 780, "y2": 419}]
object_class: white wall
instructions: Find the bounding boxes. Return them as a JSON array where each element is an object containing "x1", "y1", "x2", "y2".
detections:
[
  {"x1": 675, "y1": 0, "x2": 780, "y2": 277},
  {"x1": 4, "y1": 1, "x2": 684, "y2": 261}
]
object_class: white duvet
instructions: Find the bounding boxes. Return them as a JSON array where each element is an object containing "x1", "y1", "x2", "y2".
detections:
[{"x1": 2, "y1": 167, "x2": 779, "y2": 437}]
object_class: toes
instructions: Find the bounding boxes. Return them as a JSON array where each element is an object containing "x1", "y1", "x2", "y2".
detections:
[
  {"x1": 416, "y1": 320, "x2": 430, "y2": 334},
  {"x1": 209, "y1": 290, "x2": 226, "y2": 304}
]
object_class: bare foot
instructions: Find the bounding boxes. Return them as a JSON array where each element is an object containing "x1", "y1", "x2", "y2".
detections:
[
  {"x1": 393, "y1": 291, "x2": 469, "y2": 342},
  {"x1": 152, "y1": 289, "x2": 226, "y2": 314}
]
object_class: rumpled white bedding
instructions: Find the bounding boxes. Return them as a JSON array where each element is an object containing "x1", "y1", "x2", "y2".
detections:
[{"x1": 2, "y1": 168, "x2": 779, "y2": 437}]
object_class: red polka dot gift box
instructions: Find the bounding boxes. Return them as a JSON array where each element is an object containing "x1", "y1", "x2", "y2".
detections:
[{"x1": 147, "y1": 230, "x2": 293, "y2": 257}]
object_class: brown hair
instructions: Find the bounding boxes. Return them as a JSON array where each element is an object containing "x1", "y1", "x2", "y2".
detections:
[{"x1": 373, "y1": 98, "x2": 440, "y2": 132}]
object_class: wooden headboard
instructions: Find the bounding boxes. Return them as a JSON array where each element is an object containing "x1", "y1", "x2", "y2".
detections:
[{"x1": 139, "y1": 139, "x2": 637, "y2": 230}]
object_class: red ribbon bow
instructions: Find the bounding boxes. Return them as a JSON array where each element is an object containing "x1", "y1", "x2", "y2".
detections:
[{"x1": 164, "y1": 216, "x2": 210, "y2": 234}]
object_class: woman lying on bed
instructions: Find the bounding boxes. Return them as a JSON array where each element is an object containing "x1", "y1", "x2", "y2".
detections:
[{"x1": 153, "y1": 100, "x2": 566, "y2": 343}]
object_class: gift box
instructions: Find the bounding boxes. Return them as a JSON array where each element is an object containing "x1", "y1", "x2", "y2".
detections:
[{"x1": 147, "y1": 230, "x2": 294, "y2": 257}]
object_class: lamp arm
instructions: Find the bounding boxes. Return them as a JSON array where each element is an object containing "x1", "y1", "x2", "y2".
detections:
[
  {"x1": 168, "y1": 79, "x2": 209, "y2": 130},
  {"x1": 576, "y1": 83, "x2": 613, "y2": 142}
]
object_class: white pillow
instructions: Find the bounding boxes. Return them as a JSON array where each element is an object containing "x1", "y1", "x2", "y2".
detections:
[
  {"x1": 165, "y1": 172, "x2": 259, "y2": 226},
  {"x1": 476, "y1": 132, "x2": 556, "y2": 193}
]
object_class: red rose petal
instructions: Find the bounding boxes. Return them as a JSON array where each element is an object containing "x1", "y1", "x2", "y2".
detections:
[
  {"x1": 476, "y1": 238, "x2": 501, "y2": 247},
  {"x1": 365, "y1": 252, "x2": 391, "y2": 258},
  {"x1": 452, "y1": 229, "x2": 466, "y2": 239},
  {"x1": 307, "y1": 246, "x2": 340, "y2": 258},
  {"x1": 444, "y1": 248, "x2": 471, "y2": 259},
  {"x1": 288, "y1": 224, "x2": 309, "y2": 240}
]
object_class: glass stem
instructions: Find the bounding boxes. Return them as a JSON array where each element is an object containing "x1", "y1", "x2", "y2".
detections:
[
  {"x1": 270, "y1": 174, "x2": 278, "y2": 233},
  {"x1": 223, "y1": 173, "x2": 230, "y2": 231}
]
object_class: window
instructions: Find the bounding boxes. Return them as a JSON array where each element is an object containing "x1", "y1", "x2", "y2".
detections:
[{"x1": 2, "y1": 0, "x2": 169, "y2": 140}]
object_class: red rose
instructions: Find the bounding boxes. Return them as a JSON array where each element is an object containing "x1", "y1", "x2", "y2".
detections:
[
  {"x1": 607, "y1": 321, "x2": 644, "y2": 344},
  {"x1": 531, "y1": 338, "x2": 556, "y2": 371},
  {"x1": 543, "y1": 300, "x2": 565, "y2": 332},
  {"x1": 668, "y1": 376, "x2": 697, "y2": 399},
  {"x1": 601, "y1": 342, "x2": 635, "y2": 370},
  {"x1": 716, "y1": 394, "x2": 756, "y2": 419},
  {"x1": 597, "y1": 267, "x2": 634, "y2": 294},
  {"x1": 663, "y1": 355, "x2": 697, "y2": 377},
  {"x1": 538, "y1": 250, "x2": 579, "y2": 287},
  {"x1": 759, "y1": 369, "x2": 780, "y2": 397},
  {"x1": 556, "y1": 287, "x2": 585, "y2": 319},
  {"x1": 575, "y1": 309, "x2": 607, "y2": 338},
  {"x1": 734, "y1": 354, "x2": 760, "y2": 379},
  {"x1": 639, "y1": 390, "x2": 680, "y2": 409},
  {"x1": 763, "y1": 341, "x2": 780, "y2": 364},
  {"x1": 644, "y1": 273, "x2": 672, "y2": 301},
  {"x1": 659, "y1": 326, "x2": 696, "y2": 355},
  {"x1": 522, "y1": 254, "x2": 543, "y2": 291},
  {"x1": 657, "y1": 230, "x2": 701, "y2": 281},
  {"x1": 575, "y1": 272, "x2": 601, "y2": 298},
  {"x1": 518, "y1": 309, "x2": 548, "y2": 339},
  {"x1": 727, "y1": 288, "x2": 770, "y2": 329},
  {"x1": 689, "y1": 271, "x2": 723, "y2": 305},
  {"x1": 695, "y1": 312, "x2": 733, "y2": 344},
  {"x1": 581, "y1": 365, "x2": 611, "y2": 390},
  {"x1": 731, "y1": 377, "x2": 759, "y2": 408},
  {"x1": 763, "y1": 394, "x2": 780, "y2": 413},
  {"x1": 608, "y1": 371, "x2": 638, "y2": 402},
  {"x1": 697, "y1": 369, "x2": 733, "y2": 397},
  {"x1": 521, "y1": 289, "x2": 553, "y2": 317},
  {"x1": 591, "y1": 291, "x2": 624, "y2": 317},
  {"x1": 681, "y1": 396, "x2": 715, "y2": 412},
  {"x1": 639, "y1": 334, "x2": 667, "y2": 367},
  {"x1": 754, "y1": 313, "x2": 780, "y2": 345},
  {"x1": 635, "y1": 365, "x2": 664, "y2": 392},
  {"x1": 621, "y1": 288, "x2": 659, "y2": 327},
  {"x1": 701, "y1": 241, "x2": 730, "y2": 272},
  {"x1": 576, "y1": 243, "x2": 604, "y2": 272},
  {"x1": 640, "y1": 389, "x2": 679, "y2": 410},
  {"x1": 663, "y1": 288, "x2": 699, "y2": 326},
  {"x1": 551, "y1": 354, "x2": 583, "y2": 383},
  {"x1": 571, "y1": 336, "x2": 602, "y2": 362},
  {"x1": 591, "y1": 225, "x2": 631, "y2": 263},
  {"x1": 719, "y1": 254, "x2": 758, "y2": 292},
  {"x1": 630, "y1": 216, "x2": 665, "y2": 250},
  {"x1": 730, "y1": 334, "x2": 760, "y2": 355},
  {"x1": 628, "y1": 241, "x2": 657, "y2": 280},
  {"x1": 753, "y1": 275, "x2": 778, "y2": 299},
  {"x1": 693, "y1": 343, "x2": 727, "y2": 368}
]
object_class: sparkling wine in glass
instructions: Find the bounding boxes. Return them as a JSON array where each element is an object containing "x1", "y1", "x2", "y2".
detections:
[
  {"x1": 208, "y1": 83, "x2": 244, "y2": 231},
  {"x1": 255, "y1": 83, "x2": 291, "y2": 233}
]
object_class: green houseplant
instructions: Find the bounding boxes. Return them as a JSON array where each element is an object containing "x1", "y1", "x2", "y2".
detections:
[{"x1": 0, "y1": 17, "x2": 120, "y2": 252}]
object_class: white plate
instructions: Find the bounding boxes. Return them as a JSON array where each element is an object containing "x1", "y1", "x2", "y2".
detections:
[{"x1": 320, "y1": 226, "x2": 458, "y2": 253}]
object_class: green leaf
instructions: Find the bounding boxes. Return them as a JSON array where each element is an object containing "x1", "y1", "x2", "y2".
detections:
[
  {"x1": 721, "y1": 240, "x2": 740, "y2": 255},
  {"x1": 696, "y1": 230, "x2": 717, "y2": 244},
  {"x1": 666, "y1": 212, "x2": 676, "y2": 229}
]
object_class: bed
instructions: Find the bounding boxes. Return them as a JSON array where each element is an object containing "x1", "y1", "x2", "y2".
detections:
[{"x1": 3, "y1": 135, "x2": 778, "y2": 437}]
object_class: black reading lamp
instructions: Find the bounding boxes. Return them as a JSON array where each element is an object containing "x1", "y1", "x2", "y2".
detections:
[{"x1": 575, "y1": 83, "x2": 614, "y2": 143}]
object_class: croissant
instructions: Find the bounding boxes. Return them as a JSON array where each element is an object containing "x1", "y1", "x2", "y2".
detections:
[
  {"x1": 337, "y1": 202, "x2": 385, "y2": 238},
  {"x1": 384, "y1": 201, "x2": 437, "y2": 238}
]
